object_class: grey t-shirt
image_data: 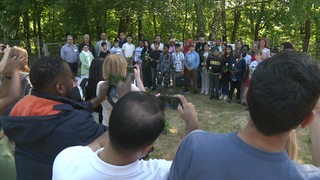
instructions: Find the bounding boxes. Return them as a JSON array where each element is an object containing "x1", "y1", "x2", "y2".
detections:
[{"x1": 169, "y1": 130, "x2": 320, "y2": 180}]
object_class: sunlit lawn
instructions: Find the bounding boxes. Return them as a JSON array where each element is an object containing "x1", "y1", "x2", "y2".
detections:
[{"x1": 151, "y1": 93, "x2": 313, "y2": 164}]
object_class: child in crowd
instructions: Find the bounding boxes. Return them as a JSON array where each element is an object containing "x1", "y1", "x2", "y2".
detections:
[
  {"x1": 156, "y1": 44, "x2": 172, "y2": 94},
  {"x1": 220, "y1": 45, "x2": 233, "y2": 100},
  {"x1": 207, "y1": 47, "x2": 222, "y2": 99},
  {"x1": 172, "y1": 43, "x2": 185, "y2": 94},
  {"x1": 184, "y1": 44, "x2": 200, "y2": 94},
  {"x1": 200, "y1": 43, "x2": 212, "y2": 95},
  {"x1": 228, "y1": 49, "x2": 246, "y2": 104},
  {"x1": 168, "y1": 39, "x2": 176, "y2": 54},
  {"x1": 122, "y1": 35, "x2": 135, "y2": 67},
  {"x1": 183, "y1": 39, "x2": 193, "y2": 54},
  {"x1": 248, "y1": 49, "x2": 263, "y2": 80},
  {"x1": 99, "y1": 42, "x2": 110, "y2": 59},
  {"x1": 134, "y1": 40, "x2": 144, "y2": 79},
  {"x1": 110, "y1": 39, "x2": 124, "y2": 57},
  {"x1": 79, "y1": 45, "x2": 94, "y2": 78},
  {"x1": 149, "y1": 42, "x2": 163, "y2": 90}
]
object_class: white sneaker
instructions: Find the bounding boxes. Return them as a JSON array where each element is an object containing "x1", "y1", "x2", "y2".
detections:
[
  {"x1": 205, "y1": 91, "x2": 209, "y2": 95},
  {"x1": 219, "y1": 94, "x2": 224, "y2": 100},
  {"x1": 223, "y1": 95, "x2": 228, "y2": 101}
]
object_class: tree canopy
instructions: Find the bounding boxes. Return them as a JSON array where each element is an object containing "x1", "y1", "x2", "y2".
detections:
[{"x1": 0, "y1": 0, "x2": 319, "y2": 59}]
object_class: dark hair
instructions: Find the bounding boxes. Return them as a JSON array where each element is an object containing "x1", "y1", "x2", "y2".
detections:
[
  {"x1": 281, "y1": 42, "x2": 295, "y2": 50},
  {"x1": 189, "y1": 44, "x2": 195, "y2": 47},
  {"x1": 163, "y1": 44, "x2": 169, "y2": 49},
  {"x1": 199, "y1": 32, "x2": 205, "y2": 38},
  {"x1": 213, "y1": 47, "x2": 219, "y2": 52},
  {"x1": 30, "y1": 56, "x2": 69, "y2": 91},
  {"x1": 109, "y1": 91, "x2": 165, "y2": 152},
  {"x1": 127, "y1": 34, "x2": 133, "y2": 38},
  {"x1": 247, "y1": 50, "x2": 320, "y2": 136},
  {"x1": 85, "y1": 58, "x2": 104, "y2": 100},
  {"x1": 175, "y1": 43, "x2": 181, "y2": 48},
  {"x1": 142, "y1": 40, "x2": 152, "y2": 53},
  {"x1": 101, "y1": 42, "x2": 107, "y2": 47},
  {"x1": 154, "y1": 41, "x2": 160, "y2": 45},
  {"x1": 222, "y1": 45, "x2": 234, "y2": 59},
  {"x1": 242, "y1": 44, "x2": 250, "y2": 50}
]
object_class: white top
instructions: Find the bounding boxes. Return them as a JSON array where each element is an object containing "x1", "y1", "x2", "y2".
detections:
[
  {"x1": 134, "y1": 46, "x2": 144, "y2": 63},
  {"x1": 53, "y1": 146, "x2": 172, "y2": 180},
  {"x1": 110, "y1": 47, "x2": 124, "y2": 57},
  {"x1": 122, "y1": 43, "x2": 135, "y2": 58},
  {"x1": 151, "y1": 43, "x2": 164, "y2": 51},
  {"x1": 261, "y1": 47, "x2": 270, "y2": 60},
  {"x1": 96, "y1": 81, "x2": 140, "y2": 126},
  {"x1": 249, "y1": 60, "x2": 260, "y2": 79},
  {"x1": 243, "y1": 54, "x2": 252, "y2": 65},
  {"x1": 172, "y1": 52, "x2": 184, "y2": 72}
]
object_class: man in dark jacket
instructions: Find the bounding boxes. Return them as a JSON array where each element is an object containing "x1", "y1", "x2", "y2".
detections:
[
  {"x1": 2, "y1": 56, "x2": 108, "y2": 180},
  {"x1": 207, "y1": 47, "x2": 222, "y2": 99}
]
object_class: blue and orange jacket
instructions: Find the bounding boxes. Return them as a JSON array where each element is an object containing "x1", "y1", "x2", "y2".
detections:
[{"x1": 1, "y1": 90, "x2": 107, "y2": 180}]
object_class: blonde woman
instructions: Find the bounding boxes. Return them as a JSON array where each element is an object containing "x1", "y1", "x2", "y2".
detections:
[
  {"x1": 8, "y1": 46, "x2": 32, "y2": 97},
  {"x1": 96, "y1": 54, "x2": 145, "y2": 126}
]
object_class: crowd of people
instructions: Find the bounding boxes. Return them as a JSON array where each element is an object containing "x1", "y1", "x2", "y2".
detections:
[
  {"x1": 0, "y1": 31, "x2": 319, "y2": 179},
  {"x1": 60, "y1": 32, "x2": 296, "y2": 105}
]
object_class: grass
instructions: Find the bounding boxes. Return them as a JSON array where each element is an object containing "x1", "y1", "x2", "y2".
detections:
[{"x1": 150, "y1": 93, "x2": 313, "y2": 164}]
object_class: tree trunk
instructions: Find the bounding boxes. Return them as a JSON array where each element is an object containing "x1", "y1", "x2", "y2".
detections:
[
  {"x1": 221, "y1": 0, "x2": 227, "y2": 42},
  {"x1": 302, "y1": 18, "x2": 311, "y2": 52},
  {"x1": 182, "y1": 4, "x2": 188, "y2": 44},
  {"x1": 23, "y1": 12, "x2": 31, "y2": 53},
  {"x1": 118, "y1": 14, "x2": 131, "y2": 35},
  {"x1": 231, "y1": 9, "x2": 241, "y2": 43},
  {"x1": 315, "y1": 20, "x2": 320, "y2": 59},
  {"x1": 153, "y1": 13, "x2": 157, "y2": 36},
  {"x1": 194, "y1": 2, "x2": 204, "y2": 36},
  {"x1": 210, "y1": 1, "x2": 219, "y2": 41},
  {"x1": 37, "y1": 16, "x2": 43, "y2": 56},
  {"x1": 138, "y1": 12, "x2": 143, "y2": 40}
]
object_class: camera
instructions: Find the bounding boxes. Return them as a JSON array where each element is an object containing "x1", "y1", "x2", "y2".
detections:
[
  {"x1": 159, "y1": 96, "x2": 182, "y2": 110},
  {"x1": 107, "y1": 75, "x2": 126, "y2": 105},
  {"x1": 126, "y1": 65, "x2": 137, "y2": 75}
]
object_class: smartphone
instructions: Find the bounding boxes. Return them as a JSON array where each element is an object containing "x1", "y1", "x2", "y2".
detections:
[{"x1": 159, "y1": 96, "x2": 182, "y2": 110}]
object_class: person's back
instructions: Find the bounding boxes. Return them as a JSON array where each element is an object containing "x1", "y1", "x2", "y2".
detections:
[
  {"x1": 2, "y1": 56, "x2": 107, "y2": 179},
  {"x1": 170, "y1": 130, "x2": 318, "y2": 180},
  {"x1": 170, "y1": 50, "x2": 320, "y2": 179}
]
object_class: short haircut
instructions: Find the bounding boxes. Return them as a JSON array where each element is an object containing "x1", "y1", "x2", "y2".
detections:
[
  {"x1": 101, "y1": 42, "x2": 107, "y2": 47},
  {"x1": 213, "y1": 47, "x2": 219, "y2": 52},
  {"x1": 102, "y1": 54, "x2": 127, "y2": 80},
  {"x1": 109, "y1": 91, "x2": 165, "y2": 152},
  {"x1": 127, "y1": 34, "x2": 133, "y2": 38},
  {"x1": 281, "y1": 42, "x2": 295, "y2": 50},
  {"x1": 242, "y1": 44, "x2": 250, "y2": 50},
  {"x1": 30, "y1": 56, "x2": 69, "y2": 91},
  {"x1": 254, "y1": 49, "x2": 263, "y2": 56},
  {"x1": 247, "y1": 50, "x2": 320, "y2": 136},
  {"x1": 163, "y1": 44, "x2": 169, "y2": 49},
  {"x1": 189, "y1": 44, "x2": 195, "y2": 47},
  {"x1": 175, "y1": 43, "x2": 181, "y2": 48},
  {"x1": 154, "y1": 41, "x2": 160, "y2": 45}
]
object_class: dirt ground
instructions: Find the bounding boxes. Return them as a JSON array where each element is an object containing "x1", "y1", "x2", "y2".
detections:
[{"x1": 151, "y1": 93, "x2": 313, "y2": 164}]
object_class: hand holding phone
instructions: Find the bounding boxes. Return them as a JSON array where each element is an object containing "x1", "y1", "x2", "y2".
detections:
[{"x1": 159, "y1": 96, "x2": 182, "y2": 110}]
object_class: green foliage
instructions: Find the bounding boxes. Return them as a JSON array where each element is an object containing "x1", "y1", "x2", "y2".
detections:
[{"x1": 0, "y1": 0, "x2": 319, "y2": 58}]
